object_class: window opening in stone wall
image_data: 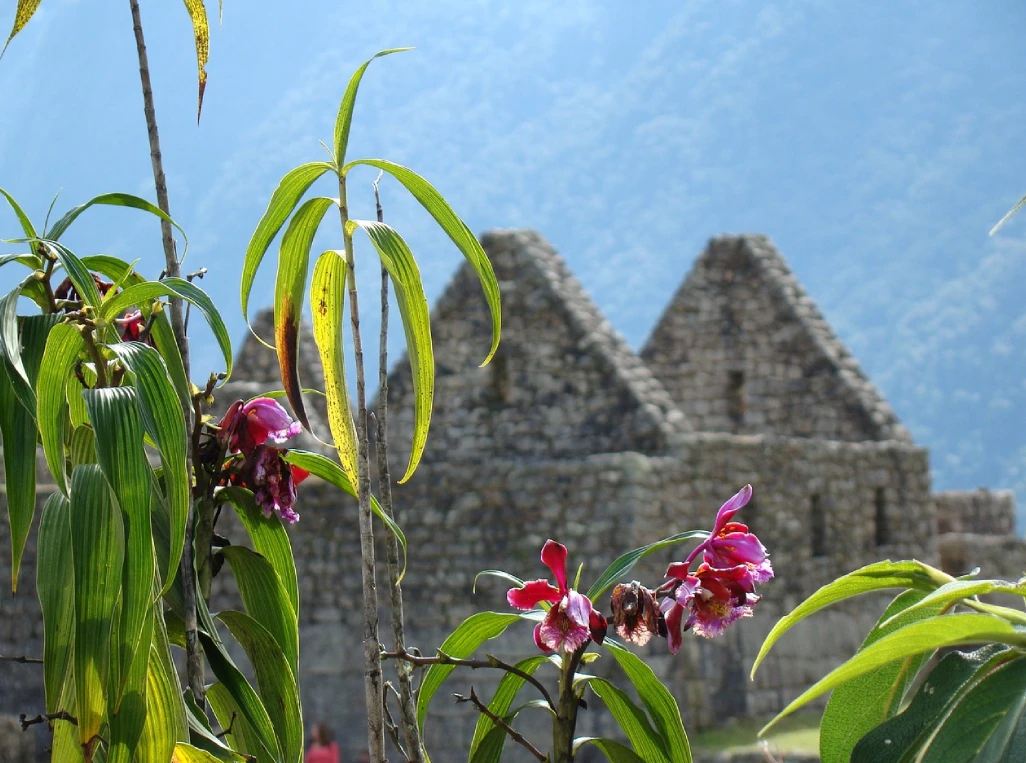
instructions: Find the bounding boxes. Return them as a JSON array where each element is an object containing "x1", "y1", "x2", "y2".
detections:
[
  {"x1": 874, "y1": 487, "x2": 890, "y2": 547},
  {"x1": 811, "y1": 494, "x2": 826, "y2": 557},
  {"x1": 727, "y1": 370, "x2": 746, "y2": 427}
]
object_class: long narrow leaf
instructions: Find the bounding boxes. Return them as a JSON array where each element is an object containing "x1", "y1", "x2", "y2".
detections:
[
  {"x1": 348, "y1": 219, "x2": 433, "y2": 483},
  {"x1": 182, "y1": 0, "x2": 210, "y2": 121},
  {"x1": 589, "y1": 678, "x2": 670, "y2": 762},
  {"x1": 468, "y1": 655, "x2": 548, "y2": 762},
  {"x1": 604, "y1": 641, "x2": 691, "y2": 763},
  {"x1": 219, "y1": 546, "x2": 299, "y2": 676},
  {"x1": 202, "y1": 642, "x2": 282, "y2": 763},
  {"x1": 1, "y1": 0, "x2": 42, "y2": 58},
  {"x1": 0, "y1": 284, "x2": 35, "y2": 413},
  {"x1": 752, "y1": 560, "x2": 940, "y2": 677},
  {"x1": 762, "y1": 613, "x2": 1026, "y2": 734},
  {"x1": 219, "y1": 485, "x2": 299, "y2": 614},
  {"x1": 343, "y1": 158, "x2": 501, "y2": 364},
  {"x1": 242, "y1": 162, "x2": 334, "y2": 338},
  {"x1": 207, "y1": 682, "x2": 277, "y2": 763},
  {"x1": 100, "y1": 278, "x2": 232, "y2": 379},
  {"x1": 332, "y1": 48, "x2": 412, "y2": 165},
  {"x1": 37, "y1": 323, "x2": 84, "y2": 494},
  {"x1": 574, "y1": 738, "x2": 649, "y2": 763},
  {"x1": 990, "y1": 192, "x2": 1026, "y2": 236},
  {"x1": 308, "y1": 249, "x2": 358, "y2": 483},
  {"x1": 139, "y1": 644, "x2": 188, "y2": 762},
  {"x1": 37, "y1": 492, "x2": 75, "y2": 714},
  {"x1": 107, "y1": 608, "x2": 153, "y2": 763},
  {"x1": 0, "y1": 186, "x2": 37, "y2": 238},
  {"x1": 47, "y1": 192, "x2": 187, "y2": 246},
  {"x1": 44, "y1": 239, "x2": 104, "y2": 307},
  {"x1": 587, "y1": 530, "x2": 708, "y2": 602},
  {"x1": 218, "y1": 610, "x2": 304, "y2": 763},
  {"x1": 70, "y1": 463, "x2": 125, "y2": 746},
  {"x1": 107, "y1": 342, "x2": 190, "y2": 592},
  {"x1": 84, "y1": 387, "x2": 155, "y2": 709},
  {"x1": 275, "y1": 197, "x2": 336, "y2": 432}
]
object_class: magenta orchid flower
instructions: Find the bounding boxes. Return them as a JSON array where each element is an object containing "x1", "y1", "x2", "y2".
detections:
[
  {"x1": 218, "y1": 398, "x2": 303, "y2": 455},
  {"x1": 230, "y1": 445, "x2": 309, "y2": 524},
  {"x1": 507, "y1": 540, "x2": 608, "y2": 653},
  {"x1": 702, "y1": 484, "x2": 773, "y2": 585}
]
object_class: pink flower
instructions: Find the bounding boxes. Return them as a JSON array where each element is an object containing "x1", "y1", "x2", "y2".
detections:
[
  {"x1": 702, "y1": 486, "x2": 773, "y2": 585},
  {"x1": 507, "y1": 540, "x2": 608, "y2": 653},
  {"x1": 219, "y1": 398, "x2": 303, "y2": 455},
  {"x1": 231, "y1": 445, "x2": 308, "y2": 524},
  {"x1": 117, "y1": 310, "x2": 153, "y2": 345}
]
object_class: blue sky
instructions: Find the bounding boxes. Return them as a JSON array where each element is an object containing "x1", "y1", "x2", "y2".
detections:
[{"x1": 2, "y1": 1, "x2": 1025, "y2": 515}]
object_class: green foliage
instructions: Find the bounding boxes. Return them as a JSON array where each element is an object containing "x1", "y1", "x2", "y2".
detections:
[
  {"x1": 587, "y1": 530, "x2": 708, "y2": 601},
  {"x1": 589, "y1": 679, "x2": 670, "y2": 762},
  {"x1": 467, "y1": 655, "x2": 548, "y2": 763}
]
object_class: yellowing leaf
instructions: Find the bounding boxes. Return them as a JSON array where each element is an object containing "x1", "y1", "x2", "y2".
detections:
[
  {"x1": 181, "y1": 0, "x2": 209, "y2": 122},
  {"x1": 2, "y1": 0, "x2": 42, "y2": 58}
]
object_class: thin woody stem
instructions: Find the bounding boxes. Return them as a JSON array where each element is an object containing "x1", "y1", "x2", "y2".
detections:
[
  {"x1": 454, "y1": 688, "x2": 548, "y2": 762},
  {"x1": 0, "y1": 654, "x2": 42, "y2": 664},
  {"x1": 382, "y1": 649, "x2": 556, "y2": 712},
  {"x1": 128, "y1": 0, "x2": 203, "y2": 706},
  {"x1": 338, "y1": 170, "x2": 385, "y2": 762},
  {"x1": 373, "y1": 174, "x2": 425, "y2": 763}
]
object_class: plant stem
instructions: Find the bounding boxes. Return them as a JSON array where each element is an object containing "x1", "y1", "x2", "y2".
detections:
[
  {"x1": 454, "y1": 689, "x2": 548, "y2": 762},
  {"x1": 374, "y1": 177, "x2": 425, "y2": 763},
  {"x1": 128, "y1": 0, "x2": 203, "y2": 705},
  {"x1": 553, "y1": 649, "x2": 585, "y2": 763},
  {"x1": 338, "y1": 171, "x2": 385, "y2": 762}
]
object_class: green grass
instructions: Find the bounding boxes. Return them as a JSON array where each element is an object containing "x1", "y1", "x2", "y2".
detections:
[{"x1": 690, "y1": 711, "x2": 821, "y2": 756}]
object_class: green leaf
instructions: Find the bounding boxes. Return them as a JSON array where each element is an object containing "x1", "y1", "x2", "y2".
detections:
[
  {"x1": 819, "y1": 590, "x2": 941, "y2": 763},
  {"x1": 604, "y1": 641, "x2": 691, "y2": 763},
  {"x1": 752, "y1": 560, "x2": 941, "y2": 678},
  {"x1": 100, "y1": 277, "x2": 232, "y2": 380},
  {"x1": 107, "y1": 607, "x2": 153, "y2": 763},
  {"x1": 139, "y1": 641, "x2": 187, "y2": 762},
  {"x1": 70, "y1": 463, "x2": 126, "y2": 746},
  {"x1": 468, "y1": 655, "x2": 548, "y2": 762},
  {"x1": 37, "y1": 492, "x2": 75, "y2": 714},
  {"x1": 219, "y1": 546, "x2": 299, "y2": 677},
  {"x1": 172, "y1": 743, "x2": 230, "y2": 763},
  {"x1": 82, "y1": 254, "x2": 190, "y2": 402},
  {"x1": 274, "y1": 197, "x2": 336, "y2": 433},
  {"x1": 0, "y1": 251, "x2": 42, "y2": 270},
  {"x1": 851, "y1": 645, "x2": 1014, "y2": 763},
  {"x1": 0, "y1": 284, "x2": 36, "y2": 414},
  {"x1": 218, "y1": 486, "x2": 299, "y2": 614},
  {"x1": 107, "y1": 342, "x2": 189, "y2": 593},
  {"x1": 308, "y1": 249, "x2": 358, "y2": 484},
  {"x1": 282, "y1": 449, "x2": 406, "y2": 579},
  {"x1": 416, "y1": 612, "x2": 522, "y2": 733},
  {"x1": 46, "y1": 192, "x2": 187, "y2": 247},
  {"x1": 587, "y1": 530, "x2": 708, "y2": 602},
  {"x1": 37, "y1": 323, "x2": 85, "y2": 494},
  {"x1": 182, "y1": 0, "x2": 210, "y2": 122},
  {"x1": 42, "y1": 238, "x2": 105, "y2": 308},
  {"x1": 242, "y1": 161, "x2": 335, "y2": 339},
  {"x1": 183, "y1": 692, "x2": 251, "y2": 763},
  {"x1": 574, "y1": 737, "x2": 649, "y2": 763},
  {"x1": 332, "y1": 48, "x2": 412, "y2": 166},
  {"x1": 204, "y1": 659, "x2": 280, "y2": 763},
  {"x1": 589, "y1": 678, "x2": 670, "y2": 763},
  {"x1": 84, "y1": 387, "x2": 155, "y2": 709},
  {"x1": 51, "y1": 678, "x2": 85, "y2": 763},
  {"x1": 218, "y1": 610, "x2": 303, "y2": 763},
  {"x1": 763, "y1": 613, "x2": 1026, "y2": 733},
  {"x1": 1, "y1": 314, "x2": 55, "y2": 588},
  {"x1": 343, "y1": 158, "x2": 501, "y2": 364},
  {"x1": 991, "y1": 191, "x2": 1026, "y2": 235},
  {"x1": 1, "y1": 0, "x2": 42, "y2": 58},
  {"x1": 473, "y1": 569, "x2": 525, "y2": 593},
  {"x1": 880, "y1": 579, "x2": 1026, "y2": 628},
  {"x1": 0, "y1": 186, "x2": 37, "y2": 238},
  {"x1": 348, "y1": 219, "x2": 433, "y2": 483}
]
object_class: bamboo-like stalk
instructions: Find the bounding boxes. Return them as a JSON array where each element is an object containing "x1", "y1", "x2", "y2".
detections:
[
  {"x1": 128, "y1": 0, "x2": 204, "y2": 705},
  {"x1": 373, "y1": 178, "x2": 425, "y2": 762},
  {"x1": 338, "y1": 172, "x2": 386, "y2": 761}
]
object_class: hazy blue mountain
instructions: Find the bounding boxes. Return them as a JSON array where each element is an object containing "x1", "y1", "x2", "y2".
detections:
[{"x1": 1, "y1": 1, "x2": 1023, "y2": 521}]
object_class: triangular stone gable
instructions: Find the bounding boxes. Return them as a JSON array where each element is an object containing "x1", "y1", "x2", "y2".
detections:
[
  {"x1": 384, "y1": 229, "x2": 688, "y2": 467},
  {"x1": 641, "y1": 235, "x2": 912, "y2": 443}
]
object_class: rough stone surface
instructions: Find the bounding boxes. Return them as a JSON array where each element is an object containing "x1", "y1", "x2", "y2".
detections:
[{"x1": 1, "y1": 228, "x2": 1021, "y2": 761}]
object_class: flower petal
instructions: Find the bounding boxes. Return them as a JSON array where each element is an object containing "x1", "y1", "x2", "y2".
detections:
[
  {"x1": 507, "y1": 579, "x2": 561, "y2": 610},
  {"x1": 563, "y1": 590, "x2": 592, "y2": 627},
  {"x1": 540, "y1": 539, "x2": 569, "y2": 593},
  {"x1": 589, "y1": 609, "x2": 608, "y2": 645},
  {"x1": 665, "y1": 602, "x2": 684, "y2": 654},
  {"x1": 533, "y1": 623, "x2": 553, "y2": 653},
  {"x1": 712, "y1": 484, "x2": 753, "y2": 535}
]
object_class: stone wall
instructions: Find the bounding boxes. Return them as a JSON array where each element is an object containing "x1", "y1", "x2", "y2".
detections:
[
  {"x1": 934, "y1": 489, "x2": 1016, "y2": 536},
  {"x1": 641, "y1": 235, "x2": 911, "y2": 444},
  {"x1": 938, "y1": 533, "x2": 1026, "y2": 582}
]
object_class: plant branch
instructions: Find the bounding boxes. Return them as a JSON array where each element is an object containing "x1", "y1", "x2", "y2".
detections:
[
  {"x1": 382, "y1": 683, "x2": 409, "y2": 762},
  {"x1": 20, "y1": 711, "x2": 77, "y2": 730},
  {"x1": 339, "y1": 170, "x2": 385, "y2": 762},
  {"x1": 382, "y1": 649, "x2": 556, "y2": 712},
  {"x1": 128, "y1": 0, "x2": 203, "y2": 707},
  {"x1": 454, "y1": 688, "x2": 548, "y2": 762},
  {"x1": 0, "y1": 654, "x2": 42, "y2": 664},
  {"x1": 373, "y1": 174, "x2": 425, "y2": 762}
]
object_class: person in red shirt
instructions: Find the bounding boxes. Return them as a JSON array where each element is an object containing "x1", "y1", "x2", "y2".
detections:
[{"x1": 305, "y1": 723, "x2": 340, "y2": 763}]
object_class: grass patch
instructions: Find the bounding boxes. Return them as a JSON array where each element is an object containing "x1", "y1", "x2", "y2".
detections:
[{"x1": 690, "y1": 711, "x2": 821, "y2": 756}]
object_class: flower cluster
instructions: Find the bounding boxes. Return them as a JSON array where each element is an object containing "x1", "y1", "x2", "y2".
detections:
[
  {"x1": 507, "y1": 540, "x2": 608, "y2": 653},
  {"x1": 508, "y1": 485, "x2": 771, "y2": 656},
  {"x1": 216, "y1": 398, "x2": 307, "y2": 524}
]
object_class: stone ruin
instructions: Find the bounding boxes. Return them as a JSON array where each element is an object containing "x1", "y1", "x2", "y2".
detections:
[{"x1": 1, "y1": 228, "x2": 1023, "y2": 760}]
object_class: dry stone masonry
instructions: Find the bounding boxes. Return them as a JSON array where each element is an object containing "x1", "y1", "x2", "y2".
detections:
[{"x1": 1, "y1": 228, "x2": 1022, "y2": 760}]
